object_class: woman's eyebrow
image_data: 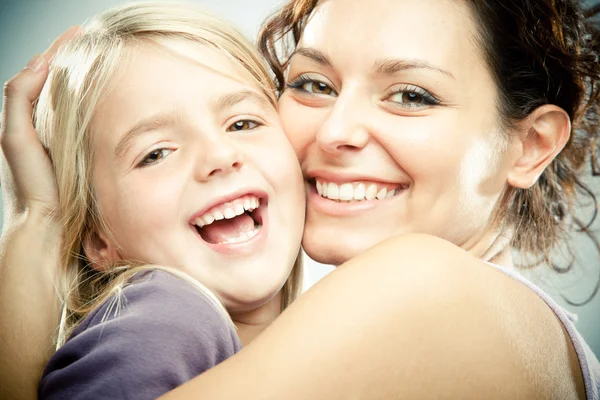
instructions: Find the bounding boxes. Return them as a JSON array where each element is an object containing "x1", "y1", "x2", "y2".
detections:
[
  {"x1": 212, "y1": 90, "x2": 273, "y2": 113},
  {"x1": 372, "y1": 58, "x2": 456, "y2": 79},
  {"x1": 290, "y1": 47, "x2": 333, "y2": 67},
  {"x1": 291, "y1": 47, "x2": 454, "y2": 80}
]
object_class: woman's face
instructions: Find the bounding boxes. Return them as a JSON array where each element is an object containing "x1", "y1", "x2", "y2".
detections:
[
  {"x1": 88, "y1": 43, "x2": 305, "y2": 312},
  {"x1": 278, "y1": 0, "x2": 519, "y2": 265}
]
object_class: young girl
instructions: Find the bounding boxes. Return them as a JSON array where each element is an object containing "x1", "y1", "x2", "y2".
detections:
[
  {"x1": 1, "y1": 0, "x2": 600, "y2": 399},
  {"x1": 32, "y1": 3, "x2": 305, "y2": 399}
]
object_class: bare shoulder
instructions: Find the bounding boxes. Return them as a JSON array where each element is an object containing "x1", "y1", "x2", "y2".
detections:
[
  {"x1": 162, "y1": 234, "x2": 585, "y2": 399},
  {"x1": 331, "y1": 233, "x2": 586, "y2": 399}
]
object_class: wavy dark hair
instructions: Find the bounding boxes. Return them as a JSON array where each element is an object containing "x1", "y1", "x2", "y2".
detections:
[{"x1": 258, "y1": 0, "x2": 600, "y2": 303}]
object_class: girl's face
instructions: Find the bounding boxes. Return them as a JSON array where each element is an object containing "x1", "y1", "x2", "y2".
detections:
[
  {"x1": 88, "y1": 43, "x2": 305, "y2": 312},
  {"x1": 278, "y1": 0, "x2": 520, "y2": 265}
]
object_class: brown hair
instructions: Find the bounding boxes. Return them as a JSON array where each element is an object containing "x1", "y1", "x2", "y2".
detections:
[{"x1": 258, "y1": 0, "x2": 600, "y2": 299}]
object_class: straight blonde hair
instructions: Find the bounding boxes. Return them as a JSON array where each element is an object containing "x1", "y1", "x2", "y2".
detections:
[{"x1": 34, "y1": 1, "x2": 303, "y2": 347}]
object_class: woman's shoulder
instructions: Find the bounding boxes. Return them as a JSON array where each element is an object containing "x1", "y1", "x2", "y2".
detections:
[{"x1": 331, "y1": 233, "x2": 587, "y2": 398}]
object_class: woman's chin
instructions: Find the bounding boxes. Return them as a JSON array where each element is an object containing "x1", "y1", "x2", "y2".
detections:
[{"x1": 302, "y1": 236, "x2": 362, "y2": 266}]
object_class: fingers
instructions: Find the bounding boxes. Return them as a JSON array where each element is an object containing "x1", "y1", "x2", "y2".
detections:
[
  {"x1": 1, "y1": 26, "x2": 80, "y2": 145},
  {"x1": 0, "y1": 26, "x2": 80, "y2": 216},
  {"x1": 42, "y1": 25, "x2": 81, "y2": 62}
]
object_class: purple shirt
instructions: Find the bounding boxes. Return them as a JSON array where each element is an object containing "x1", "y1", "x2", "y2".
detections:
[{"x1": 39, "y1": 270, "x2": 241, "y2": 399}]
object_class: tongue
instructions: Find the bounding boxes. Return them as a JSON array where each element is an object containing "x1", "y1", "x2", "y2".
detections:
[{"x1": 200, "y1": 213, "x2": 256, "y2": 244}]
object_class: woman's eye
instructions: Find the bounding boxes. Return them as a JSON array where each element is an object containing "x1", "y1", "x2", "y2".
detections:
[
  {"x1": 391, "y1": 91, "x2": 425, "y2": 104},
  {"x1": 302, "y1": 81, "x2": 336, "y2": 96},
  {"x1": 227, "y1": 119, "x2": 261, "y2": 132},
  {"x1": 287, "y1": 77, "x2": 338, "y2": 97},
  {"x1": 387, "y1": 86, "x2": 440, "y2": 109},
  {"x1": 138, "y1": 148, "x2": 172, "y2": 167}
]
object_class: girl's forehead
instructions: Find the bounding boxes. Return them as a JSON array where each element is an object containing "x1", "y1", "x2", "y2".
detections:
[{"x1": 139, "y1": 39, "x2": 257, "y2": 86}]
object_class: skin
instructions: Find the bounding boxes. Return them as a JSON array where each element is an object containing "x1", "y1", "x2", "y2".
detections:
[
  {"x1": 164, "y1": 0, "x2": 583, "y2": 397},
  {"x1": 85, "y1": 42, "x2": 305, "y2": 340},
  {"x1": 0, "y1": 0, "x2": 588, "y2": 398},
  {"x1": 279, "y1": 0, "x2": 535, "y2": 266}
]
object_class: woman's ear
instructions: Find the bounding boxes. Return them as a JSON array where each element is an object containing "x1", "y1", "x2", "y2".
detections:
[
  {"x1": 507, "y1": 105, "x2": 571, "y2": 189},
  {"x1": 83, "y1": 229, "x2": 121, "y2": 271}
]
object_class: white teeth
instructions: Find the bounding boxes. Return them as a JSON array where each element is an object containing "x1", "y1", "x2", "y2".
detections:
[
  {"x1": 339, "y1": 183, "x2": 354, "y2": 201},
  {"x1": 223, "y1": 207, "x2": 236, "y2": 219},
  {"x1": 328, "y1": 182, "x2": 339, "y2": 200},
  {"x1": 353, "y1": 183, "x2": 366, "y2": 200},
  {"x1": 193, "y1": 195, "x2": 261, "y2": 229},
  {"x1": 365, "y1": 184, "x2": 378, "y2": 200},
  {"x1": 216, "y1": 225, "x2": 260, "y2": 244},
  {"x1": 315, "y1": 179, "x2": 405, "y2": 202},
  {"x1": 203, "y1": 214, "x2": 215, "y2": 226}
]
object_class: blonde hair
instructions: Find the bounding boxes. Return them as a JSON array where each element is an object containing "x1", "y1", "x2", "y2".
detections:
[{"x1": 34, "y1": 1, "x2": 303, "y2": 347}]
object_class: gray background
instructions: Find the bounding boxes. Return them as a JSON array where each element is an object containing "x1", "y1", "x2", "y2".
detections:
[{"x1": 1, "y1": 0, "x2": 599, "y2": 357}]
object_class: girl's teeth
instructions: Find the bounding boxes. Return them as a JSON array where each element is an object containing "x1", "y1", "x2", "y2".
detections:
[
  {"x1": 193, "y1": 195, "x2": 262, "y2": 229},
  {"x1": 203, "y1": 214, "x2": 215, "y2": 226},
  {"x1": 223, "y1": 208, "x2": 236, "y2": 219},
  {"x1": 315, "y1": 180, "x2": 403, "y2": 202}
]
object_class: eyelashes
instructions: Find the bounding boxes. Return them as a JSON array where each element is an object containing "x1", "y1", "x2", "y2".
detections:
[
  {"x1": 384, "y1": 84, "x2": 441, "y2": 109},
  {"x1": 286, "y1": 75, "x2": 338, "y2": 97},
  {"x1": 138, "y1": 148, "x2": 173, "y2": 167},
  {"x1": 286, "y1": 74, "x2": 443, "y2": 110}
]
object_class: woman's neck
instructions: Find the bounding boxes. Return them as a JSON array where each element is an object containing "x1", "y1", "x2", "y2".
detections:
[
  {"x1": 231, "y1": 292, "x2": 282, "y2": 347},
  {"x1": 466, "y1": 226, "x2": 515, "y2": 270}
]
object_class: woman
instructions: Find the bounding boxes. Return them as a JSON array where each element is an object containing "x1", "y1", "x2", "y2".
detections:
[{"x1": 1, "y1": 0, "x2": 599, "y2": 398}]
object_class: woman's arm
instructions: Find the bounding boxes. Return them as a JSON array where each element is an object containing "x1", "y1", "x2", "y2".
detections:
[
  {"x1": 0, "y1": 27, "x2": 78, "y2": 400},
  {"x1": 163, "y1": 233, "x2": 584, "y2": 400}
]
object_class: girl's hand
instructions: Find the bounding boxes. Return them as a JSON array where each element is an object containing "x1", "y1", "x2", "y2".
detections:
[{"x1": 1, "y1": 26, "x2": 79, "y2": 223}]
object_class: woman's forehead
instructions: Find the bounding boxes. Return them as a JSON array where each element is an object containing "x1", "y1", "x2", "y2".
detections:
[{"x1": 298, "y1": 0, "x2": 481, "y2": 78}]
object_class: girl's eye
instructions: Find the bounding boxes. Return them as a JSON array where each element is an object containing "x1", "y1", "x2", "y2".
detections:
[
  {"x1": 138, "y1": 148, "x2": 173, "y2": 167},
  {"x1": 386, "y1": 86, "x2": 441, "y2": 109},
  {"x1": 287, "y1": 76, "x2": 338, "y2": 97},
  {"x1": 227, "y1": 119, "x2": 262, "y2": 132}
]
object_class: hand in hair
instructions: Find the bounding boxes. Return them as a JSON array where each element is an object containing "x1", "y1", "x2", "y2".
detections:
[
  {"x1": 0, "y1": 26, "x2": 79, "y2": 400},
  {"x1": 1, "y1": 26, "x2": 79, "y2": 221}
]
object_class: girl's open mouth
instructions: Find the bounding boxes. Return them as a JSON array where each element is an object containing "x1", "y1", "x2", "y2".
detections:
[{"x1": 191, "y1": 194, "x2": 266, "y2": 246}]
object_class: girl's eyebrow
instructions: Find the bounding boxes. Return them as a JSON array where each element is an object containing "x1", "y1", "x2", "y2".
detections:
[
  {"x1": 114, "y1": 90, "x2": 272, "y2": 159},
  {"x1": 212, "y1": 89, "x2": 273, "y2": 113},
  {"x1": 115, "y1": 111, "x2": 180, "y2": 158}
]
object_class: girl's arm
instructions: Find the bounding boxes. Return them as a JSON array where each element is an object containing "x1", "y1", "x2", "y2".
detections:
[
  {"x1": 0, "y1": 27, "x2": 78, "y2": 399},
  {"x1": 163, "y1": 233, "x2": 584, "y2": 400}
]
